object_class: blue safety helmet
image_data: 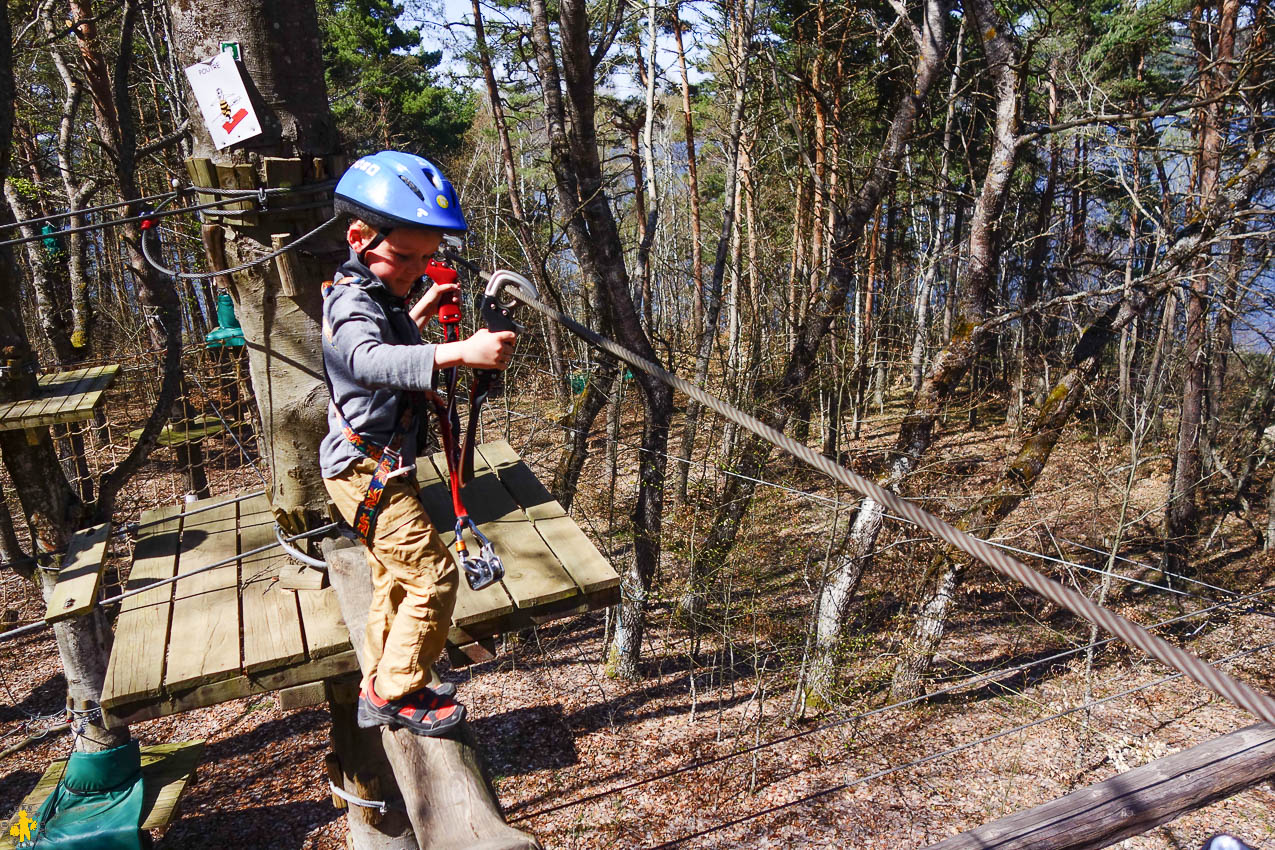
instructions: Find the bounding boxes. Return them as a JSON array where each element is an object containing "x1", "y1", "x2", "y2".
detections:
[{"x1": 334, "y1": 151, "x2": 468, "y2": 237}]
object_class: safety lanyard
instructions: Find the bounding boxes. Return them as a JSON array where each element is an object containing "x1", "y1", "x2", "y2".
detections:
[{"x1": 428, "y1": 262, "x2": 504, "y2": 592}]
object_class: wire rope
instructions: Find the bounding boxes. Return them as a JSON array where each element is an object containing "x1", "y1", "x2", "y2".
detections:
[
  {"x1": 645, "y1": 639, "x2": 1275, "y2": 848},
  {"x1": 0, "y1": 190, "x2": 180, "y2": 232},
  {"x1": 485, "y1": 405, "x2": 1248, "y2": 605},
  {"x1": 507, "y1": 583, "x2": 1275, "y2": 823},
  {"x1": 0, "y1": 179, "x2": 337, "y2": 236},
  {"x1": 0, "y1": 194, "x2": 255, "y2": 250},
  {"x1": 495, "y1": 281, "x2": 1275, "y2": 725},
  {"x1": 141, "y1": 212, "x2": 341, "y2": 281}
]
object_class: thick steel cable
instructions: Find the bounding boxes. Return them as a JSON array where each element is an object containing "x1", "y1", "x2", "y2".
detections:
[
  {"x1": 0, "y1": 522, "x2": 337, "y2": 643},
  {"x1": 504, "y1": 285, "x2": 1275, "y2": 725},
  {"x1": 141, "y1": 213, "x2": 340, "y2": 281},
  {"x1": 646, "y1": 639, "x2": 1275, "y2": 849},
  {"x1": 0, "y1": 194, "x2": 265, "y2": 249},
  {"x1": 0, "y1": 179, "x2": 337, "y2": 236},
  {"x1": 0, "y1": 190, "x2": 179, "y2": 232},
  {"x1": 507, "y1": 583, "x2": 1275, "y2": 823}
]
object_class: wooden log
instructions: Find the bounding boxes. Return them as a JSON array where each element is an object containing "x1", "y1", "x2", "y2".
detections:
[
  {"x1": 924, "y1": 723, "x2": 1275, "y2": 850},
  {"x1": 321, "y1": 539, "x2": 541, "y2": 850}
]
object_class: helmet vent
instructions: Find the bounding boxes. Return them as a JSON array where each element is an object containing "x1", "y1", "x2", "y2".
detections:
[{"x1": 397, "y1": 174, "x2": 426, "y2": 201}]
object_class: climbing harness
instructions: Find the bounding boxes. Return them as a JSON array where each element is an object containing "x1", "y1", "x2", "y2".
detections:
[
  {"x1": 426, "y1": 261, "x2": 538, "y2": 591},
  {"x1": 319, "y1": 262, "x2": 535, "y2": 591},
  {"x1": 321, "y1": 274, "x2": 422, "y2": 548}
]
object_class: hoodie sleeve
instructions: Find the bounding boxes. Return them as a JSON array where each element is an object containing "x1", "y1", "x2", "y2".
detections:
[{"x1": 325, "y1": 286, "x2": 439, "y2": 393}]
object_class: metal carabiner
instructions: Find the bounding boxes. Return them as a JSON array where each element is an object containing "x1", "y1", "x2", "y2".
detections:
[{"x1": 453, "y1": 516, "x2": 505, "y2": 591}]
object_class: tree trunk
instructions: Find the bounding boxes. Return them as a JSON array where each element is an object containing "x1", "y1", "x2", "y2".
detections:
[
  {"x1": 528, "y1": 0, "x2": 675, "y2": 680},
  {"x1": 672, "y1": 1, "x2": 705, "y2": 361},
  {"x1": 689, "y1": 0, "x2": 953, "y2": 609},
  {"x1": 1165, "y1": 0, "x2": 1238, "y2": 573},
  {"x1": 469, "y1": 0, "x2": 568, "y2": 400},
  {"x1": 3, "y1": 181, "x2": 77, "y2": 364},
  {"x1": 67, "y1": 0, "x2": 184, "y2": 524},
  {"x1": 0, "y1": 0, "x2": 132, "y2": 756},
  {"x1": 804, "y1": 0, "x2": 1021, "y2": 707},
  {"x1": 164, "y1": 0, "x2": 342, "y2": 531},
  {"x1": 323, "y1": 541, "x2": 540, "y2": 850},
  {"x1": 675, "y1": 0, "x2": 753, "y2": 599}
]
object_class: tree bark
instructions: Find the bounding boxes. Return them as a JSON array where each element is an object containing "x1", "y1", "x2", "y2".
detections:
[
  {"x1": 1165, "y1": 0, "x2": 1239, "y2": 574},
  {"x1": 323, "y1": 541, "x2": 540, "y2": 850},
  {"x1": 805, "y1": 0, "x2": 1021, "y2": 706},
  {"x1": 164, "y1": 0, "x2": 342, "y2": 531},
  {"x1": 528, "y1": 0, "x2": 675, "y2": 680},
  {"x1": 469, "y1": 0, "x2": 569, "y2": 399},
  {"x1": 3, "y1": 180, "x2": 77, "y2": 364},
  {"x1": 0, "y1": 2, "x2": 125, "y2": 753},
  {"x1": 690, "y1": 0, "x2": 953, "y2": 612},
  {"x1": 674, "y1": 0, "x2": 753, "y2": 562}
]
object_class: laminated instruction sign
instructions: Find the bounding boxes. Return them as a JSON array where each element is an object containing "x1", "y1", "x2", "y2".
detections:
[{"x1": 184, "y1": 52, "x2": 262, "y2": 150}]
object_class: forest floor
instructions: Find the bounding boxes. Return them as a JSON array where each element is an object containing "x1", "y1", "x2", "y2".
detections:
[{"x1": 1, "y1": 382, "x2": 1274, "y2": 848}]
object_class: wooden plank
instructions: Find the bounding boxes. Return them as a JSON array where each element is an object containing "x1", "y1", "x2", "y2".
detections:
[
  {"x1": 103, "y1": 650, "x2": 359, "y2": 728},
  {"x1": 185, "y1": 156, "x2": 218, "y2": 206},
  {"x1": 428, "y1": 450, "x2": 579, "y2": 609},
  {"x1": 477, "y1": 441, "x2": 619, "y2": 603},
  {"x1": 446, "y1": 637, "x2": 497, "y2": 668},
  {"x1": 278, "y1": 680, "x2": 328, "y2": 710},
  {"x1": 415, "y1": 457, "x2": 516, "y2": 627},
  {"x1": 34, "y1": 368, "x2": 90, "y2": 421},
  {"x1": 924, "y1": 722, "x2": 1275, "y2": 850},
  {"x1": 163, "y1": 499, "x2": 241, "y2": 692},
  {"x1": 296, "y1": 583, "x2": 352, "y2": 660},
  {"x1": 277, "y1": 561, "x2": 327, "y2": 590},
  {"x1": 238, "y1": 496, "x2": 306, "y2": 674},
  {"x1": 474, "y1": 439, "x2": 561, "y2": 520},
  {"x1": 0, "y1": 740, "x2": 204, "y2": 848},
  {"x1": 0, "y1": 366, "x2": 120, "y2": 432},
  {"x1": 102, "y1": 504, "x2": 183, "y2": 709},
  {"x1": 44, "y1": 522, "x2": 112, "y2": 623},
  {"x1": 138, "y1": 741, "x2": 205, "y2": 830},
  {"x1": 65, "y1": 365, "x2": 119, "y2": 417}
]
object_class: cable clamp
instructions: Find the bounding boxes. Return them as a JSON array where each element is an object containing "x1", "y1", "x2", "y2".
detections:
[
  {"x1": 328, "y1": 781, "x2": 388, "y2": 813},
  {"x1": 258, "y1": 187, "x2": 268, "y2": 210}
]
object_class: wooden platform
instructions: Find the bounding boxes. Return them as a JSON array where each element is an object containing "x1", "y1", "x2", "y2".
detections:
[
  {"x1": 0, "y1": 365, "x2": 119, "y2": 432},
  {"x1": 100, "y1": 441, "x2": 618, "y2": 727},
  {"x1": 0, "y1": 740, "x2": 205, "y2": 849}
]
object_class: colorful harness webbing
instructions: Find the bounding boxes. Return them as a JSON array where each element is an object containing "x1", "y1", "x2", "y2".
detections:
[{"x1": 323, "y1": 274, "x2": 418, "y2": 546}]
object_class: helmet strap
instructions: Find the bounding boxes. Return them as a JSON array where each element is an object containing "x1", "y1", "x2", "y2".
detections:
[{"x1": 356, "y1": 228, "x2": 391, "y2": 266}]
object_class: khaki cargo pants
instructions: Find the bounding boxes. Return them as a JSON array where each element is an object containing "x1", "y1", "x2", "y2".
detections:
[{"x1": 325, "y1": 458, "x2": 459, "y2": 701}]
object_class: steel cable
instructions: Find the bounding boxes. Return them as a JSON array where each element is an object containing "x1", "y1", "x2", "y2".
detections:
[
  {"x1": 507, "y1": 583, "x2": 1275, "y2": 823},
  {"x1": 141, "y1": 212, "x2": 341, "y2": 281},
  {"x1": 645, "y1": 639, "x2": 1275, "y2": 848},
  {"x1": 501, "y1": 284, "x2": 1275, "y2": 725}
]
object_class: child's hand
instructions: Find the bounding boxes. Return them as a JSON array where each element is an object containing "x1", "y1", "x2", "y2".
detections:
[
  {"x1": 410, "y1": 281, "x2": 460, "y2": 331},
  {"x1": 437, "y1": 329, "x2": 516, "y2": 371},
  {"x1": 463, "y1": 329, "x2": 517, "y2": 370}
]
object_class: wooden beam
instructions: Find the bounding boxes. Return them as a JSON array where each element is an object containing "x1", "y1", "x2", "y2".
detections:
[
  {"x1": 924, "y1": 723, "x2": 1275, "y2": 850},
  {"x1": 321, "y1": 539, "x2": 541, "y2": 850},
  {"x1": 44, "y1": 522, "x2": 111, "y2": 623}
]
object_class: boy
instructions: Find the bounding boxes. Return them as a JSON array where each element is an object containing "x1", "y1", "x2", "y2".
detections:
[{"x1": 321, "y1": 151, "x2": 516, "y2": 736}]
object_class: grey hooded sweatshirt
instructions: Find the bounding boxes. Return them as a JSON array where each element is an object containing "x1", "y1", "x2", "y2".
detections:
[{"x1": 319, "y1": 253, "x2": 439, "y2": 479}]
